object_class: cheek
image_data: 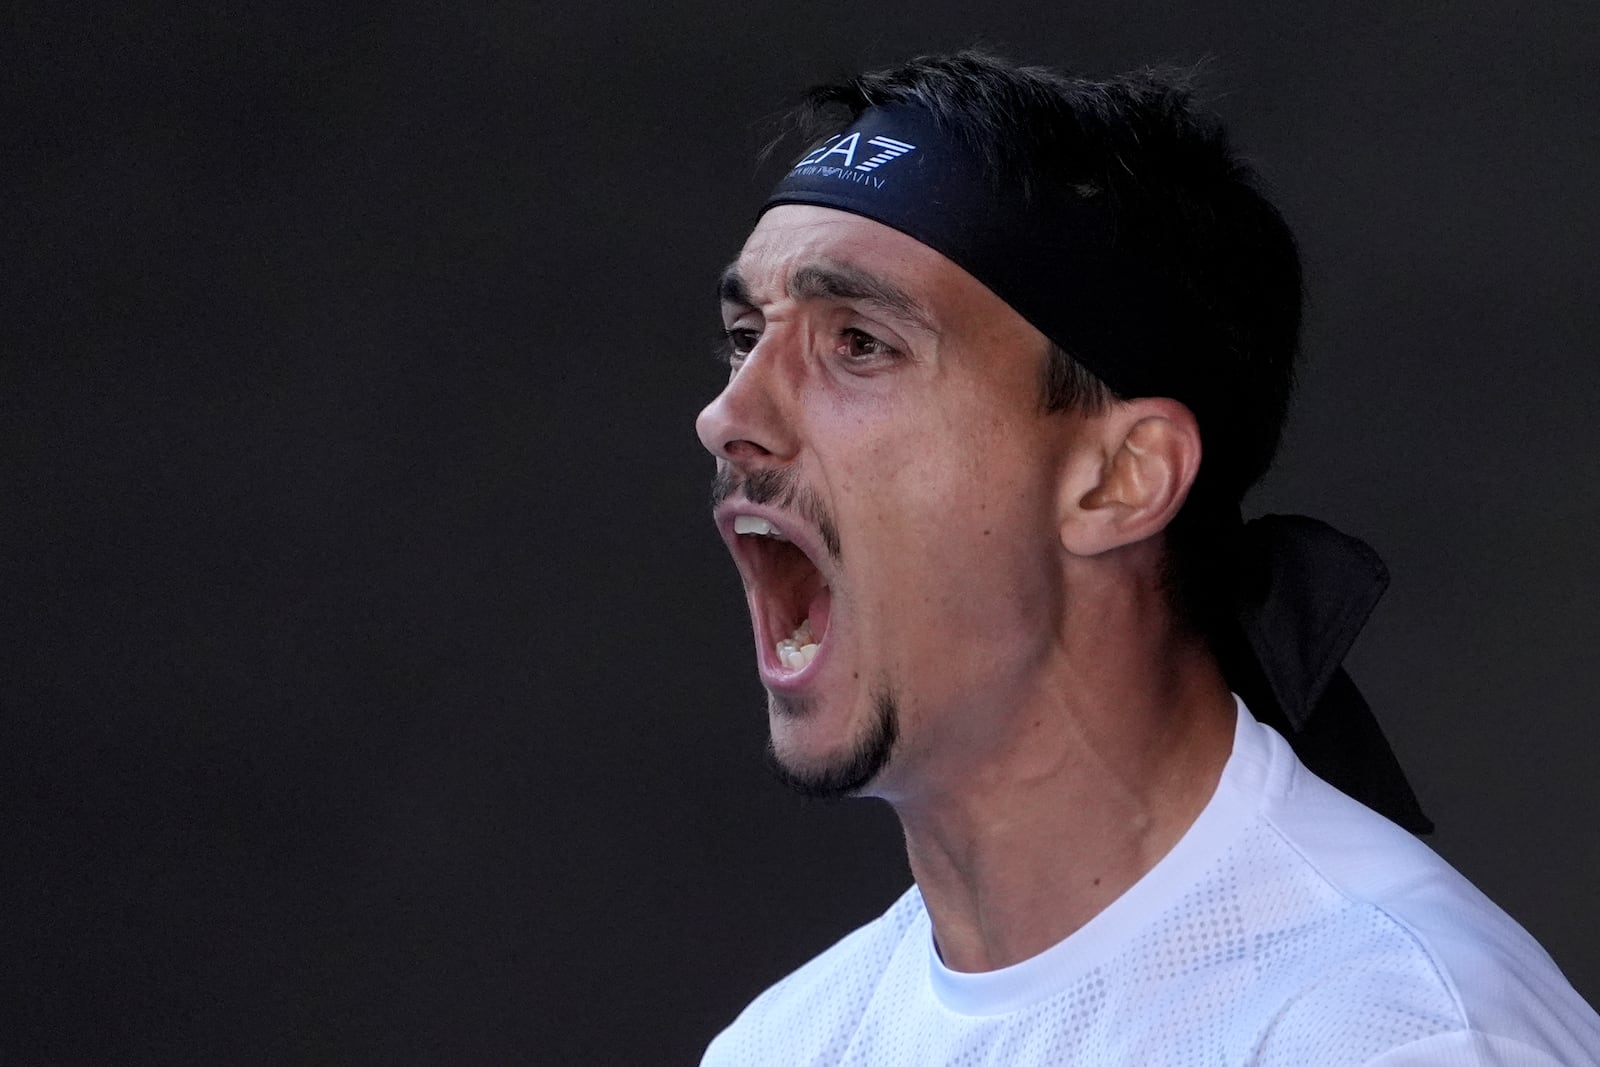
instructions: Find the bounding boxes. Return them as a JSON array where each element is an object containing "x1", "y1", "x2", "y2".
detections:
[
  {"x1": 809, "y1": 373, "x2": 1061, "y2": 612},
  {"x1": 842, "y1": 434, "x2": 1061, "y2": 634}
]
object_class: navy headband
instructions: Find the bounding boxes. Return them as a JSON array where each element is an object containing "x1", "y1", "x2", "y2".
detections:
[{"x1": 763, "y1": 103, "x2": 1197, "y2": 403}]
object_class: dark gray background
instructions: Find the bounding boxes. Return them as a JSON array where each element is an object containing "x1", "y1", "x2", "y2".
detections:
[{"x1": 6, "y1": 1, "x2": 1597, "y2": 1063}]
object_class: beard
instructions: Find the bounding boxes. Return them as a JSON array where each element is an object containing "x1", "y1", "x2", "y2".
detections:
[{"x1": 763, "y1": 687, "x2": 900, "y2": 799}]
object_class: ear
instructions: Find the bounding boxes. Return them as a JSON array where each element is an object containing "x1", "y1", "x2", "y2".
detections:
[{"x1": 1058, "y1": 398, "x2": 1202, "y2": 557}]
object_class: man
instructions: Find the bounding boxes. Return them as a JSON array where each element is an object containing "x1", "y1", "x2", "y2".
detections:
[{"x1": 694, "y1": 52, "x2": 1600, "y2": 1065}]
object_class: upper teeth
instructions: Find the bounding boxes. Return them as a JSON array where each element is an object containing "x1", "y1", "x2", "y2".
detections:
[{"x1": 734, "y1": 515, "x2": 786, "y2": 539}]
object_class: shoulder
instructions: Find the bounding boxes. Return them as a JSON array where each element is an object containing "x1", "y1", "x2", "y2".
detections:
[
  {"x1": 700, "y1": 887, "x2": 924, "y2": 1067},
  {"x1": 1245, "y1": 720, "x2": 1600, "y2": 1064}
]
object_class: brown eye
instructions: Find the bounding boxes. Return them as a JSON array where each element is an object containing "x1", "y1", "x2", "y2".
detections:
[
  {"x1": 722, "y1": 327, "x2": 760, "y2": 363},
  {"x1": 838, "y1": 328, "x2": 898, "y2": 365}
]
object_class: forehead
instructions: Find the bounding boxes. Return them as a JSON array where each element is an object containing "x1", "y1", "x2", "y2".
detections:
[
  {"x1": 730, "y1": 205, "x2": 1015, "y2": 330},
  {"x1": 737, "y1": 205, "x2": 938, "y2": 275}
]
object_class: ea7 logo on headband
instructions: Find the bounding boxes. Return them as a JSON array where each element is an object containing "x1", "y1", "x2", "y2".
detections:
[{"x1": 795, "y1": 132, "x2": 918, "y2": 173}]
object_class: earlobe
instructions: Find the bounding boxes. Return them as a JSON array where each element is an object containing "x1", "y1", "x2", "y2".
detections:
[{"x1": 1058, "y1": 399, "x2": 1202, "y2": 557}]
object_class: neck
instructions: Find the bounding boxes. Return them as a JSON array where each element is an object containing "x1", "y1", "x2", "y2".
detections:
[{"x1": 889, "y1": 614, "x2": 1237, "y2": 973}]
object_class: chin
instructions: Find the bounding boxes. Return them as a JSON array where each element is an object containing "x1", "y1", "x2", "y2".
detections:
[{"x1": 765, "y1": 688, "x2": 900, "y2": 799}]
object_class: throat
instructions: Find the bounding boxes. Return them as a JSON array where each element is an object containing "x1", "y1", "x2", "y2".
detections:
[{"x1": 900, "y1": 688, "x2": 1238, "y2": 973}]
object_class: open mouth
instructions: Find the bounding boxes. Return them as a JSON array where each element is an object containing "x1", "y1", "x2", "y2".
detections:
[{"x1": 731, "y1": 514, "x2": 832, "y2": 674}]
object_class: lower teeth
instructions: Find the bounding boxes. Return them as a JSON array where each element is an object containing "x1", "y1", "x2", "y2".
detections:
[{"x1": 775, "y1": 618, "x2": 819, "y2": 669}]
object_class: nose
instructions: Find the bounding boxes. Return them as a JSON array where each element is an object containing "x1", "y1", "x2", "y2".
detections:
[{"x1": 695, "y1": 344, "x2": 800, "y2": 468}]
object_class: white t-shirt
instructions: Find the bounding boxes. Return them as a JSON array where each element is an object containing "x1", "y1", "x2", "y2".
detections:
[{"x1": 703, "y1": 700, "x2": 1600, "y2": 1065}]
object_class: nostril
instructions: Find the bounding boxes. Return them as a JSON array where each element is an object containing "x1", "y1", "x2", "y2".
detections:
[{"x1": 723, "y1": 438, "x2": 774, "y2": 461}]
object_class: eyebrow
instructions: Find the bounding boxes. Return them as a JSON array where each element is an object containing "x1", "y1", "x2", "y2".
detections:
[
  {"x1": 717, "y1": 263, "x2": 752, "y2": 307},
  {"x1": 718, "y1": 260, "x2": 938, "y2": 335}
]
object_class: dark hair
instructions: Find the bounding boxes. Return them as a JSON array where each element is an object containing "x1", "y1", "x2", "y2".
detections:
[{"x1": 773, "y1": 51, "x2": 1303, "y2": 630}]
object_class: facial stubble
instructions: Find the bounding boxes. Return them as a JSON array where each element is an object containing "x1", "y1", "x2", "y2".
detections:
[{"x1": 764, "y1": 687, "x2": 900, "y2": 799}]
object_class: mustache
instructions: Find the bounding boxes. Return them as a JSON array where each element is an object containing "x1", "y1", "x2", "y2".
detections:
[{"x1": 712, "y1": 466, "x2": 842, "y2": 563}]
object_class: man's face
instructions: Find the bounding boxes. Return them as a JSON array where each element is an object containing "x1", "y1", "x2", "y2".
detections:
[{"x1": 696, "y1": 205, "x2": 1077, "y2": 800}]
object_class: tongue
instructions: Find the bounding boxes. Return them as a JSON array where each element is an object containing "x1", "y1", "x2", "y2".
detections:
[{"x1": 807, "y1": 585, "x2": 832, "y2": 643}]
